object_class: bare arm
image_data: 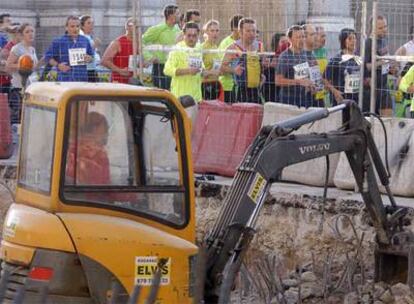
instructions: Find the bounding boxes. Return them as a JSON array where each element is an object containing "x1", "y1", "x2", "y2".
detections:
[
  {"x1": 395, "y1": 45, "x2": 407, "y2": 56},
  {"x1": 0, "y1": 47, "x2": 9, "y2": 73},
  {"x1": 275, "y1": 74, "x2": 299, "y2": 86},
  {"x1": 175, "y1": 68, "x2": 199, "y2": 76},
  {"x1": 220, "y1": 46, "x2": 243, "y2": 76},
  {"x1": 101, "y1": 40, "x2": 129, "y2": 76},
  {"x1": 5, "y1": 50, "x2": 18, "y2": 73},
  {"x1": 48, "y1": 57, "x2": 70, "y2": 72},
  {"x1": 323, "y1": 78, "x2": 343, "y2": 102},
  {"x1": 276, "y1": 74, "x2": 315, "y2": 90}
]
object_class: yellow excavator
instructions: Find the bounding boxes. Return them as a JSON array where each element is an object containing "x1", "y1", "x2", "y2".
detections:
[
  {"x1": 0, "y1": 60, "x2": 413, "y2": 303},
  {"x1": 0, "y1": 81, "x2": 199, "y2": 303}
]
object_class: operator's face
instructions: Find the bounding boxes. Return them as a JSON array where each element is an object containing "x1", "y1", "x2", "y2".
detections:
[
  {"x1": 184, "y1": 28, "x2": 199, "y2": 47},
  {"x1": 66, "y1": 19, "x2": 80, "y2": 37},
  {"x1": 241, "y1": 23, "x2": 256, "y2": 45},
  {"x1": 94, "y1": 124, "x2": 109, "y2": 146}
]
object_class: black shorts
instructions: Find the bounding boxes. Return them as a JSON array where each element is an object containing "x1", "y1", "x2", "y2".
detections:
[
  {"x1": 202, "y1": 81, "x2": 220, "y2": 100},
  {"x1": 237, "y1": 86, "x2": 261, "y2": 104},
  {"x1": 224, "y1": 88, "x2": 236, "y2": 104},
  {"x1": 152, "y1": 63, "x2": 171, "y2": 90}
]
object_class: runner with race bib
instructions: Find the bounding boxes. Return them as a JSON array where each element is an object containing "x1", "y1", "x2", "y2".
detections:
[
  {"x1": 45, "y1": 16, "x2": 94, "y2": 82},
  {"x1": 201, "y1": 20, "x2": 222, "y2": 100},
  {"x1": 276, "y1": 25, "x2": 314, "y2": 108},
  {"x1": 221, "y1": 18, "x2": 263, "y2": 103},
  {"x1": 324, "y1": 28, "x2": 361, "y2": 106}
]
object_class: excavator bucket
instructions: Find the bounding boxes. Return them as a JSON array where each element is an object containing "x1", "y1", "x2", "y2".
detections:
[{"x1": 375, "y1": 232, "x2": 414, "y2": 287}]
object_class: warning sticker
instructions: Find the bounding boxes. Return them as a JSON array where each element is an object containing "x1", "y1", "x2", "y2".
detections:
[
  {"x1": 247, "y1": 173, "x2": 267, "y2": 204},
  {"x1": 135, "y1": 256, "x2": 171, "y2": 286}
]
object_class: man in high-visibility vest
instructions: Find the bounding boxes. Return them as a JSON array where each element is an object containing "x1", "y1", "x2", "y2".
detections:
[
  {"x1": 164, "y1": 22, "x2": 216, "y2": 103},
  {"x1": 142, "y1": 4, "x2": 181, "y2": 90},
  {"x1": 399, "y1": 64, "x2": 414, "y2": 118}
]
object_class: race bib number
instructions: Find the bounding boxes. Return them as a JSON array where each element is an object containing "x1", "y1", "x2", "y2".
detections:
[
  {"x1": 143, "y1": 64, "x2": 152, "y2": 75},
  {"x1": 309, "y1": 65, "x2": 324, "y2": 91},
  {"x1": 381, "y1": 63, "x2": 390, "y2": 75},
  {"x1": 68, "y1": 48, "x2": 86, "y2": 66},
  {"x1": 128, "y1": 55, "x2": 140, "y2": 71},
  {"x1": 344, "y1": 73, "x2": 360, "y2": 94},
  {"x1": 294, "y1": 62, "x2": 310, "y2": 80},
  {"x1": 212, "y1": 59, "x2": 221, "y2": 71},
  {"x1": 188, "y1": 56, "x2": 202, "y2": 69}
]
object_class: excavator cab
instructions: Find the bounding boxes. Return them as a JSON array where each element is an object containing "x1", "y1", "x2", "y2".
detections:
[{"x1": 0, "y1": 82, "x2": 198, "y2": 303}]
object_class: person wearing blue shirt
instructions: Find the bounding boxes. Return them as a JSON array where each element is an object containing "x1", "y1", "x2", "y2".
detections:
[
  {"x1": 324, "y1": 28, "x2": 361, "y2": 106},
  {"x1": 276, "y1": 25, "x2": 314, "y2": 108},
  {"x1": 0, "y1": 14, "x2": 11, "y2": 48},
  {"x1": 45, "y1": 15, "x2": 94, "y2": 82}
]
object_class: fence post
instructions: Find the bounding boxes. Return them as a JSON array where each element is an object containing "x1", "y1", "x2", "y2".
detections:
[
  {"x1": 137, "y1": 0, "x2": 144, "y2": 84},
  {"x1": 132, "y1": 0, "x2": 138, "y2": 80},
  {"x1": 358, "y1": 1, "x2": 367, "y2": 110},
  {"x1": 370, "y1": 1, "x2": 378, "y2": 114}
]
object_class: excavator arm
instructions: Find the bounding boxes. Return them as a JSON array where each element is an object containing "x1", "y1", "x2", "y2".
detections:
[{"x1": 203, "y1": 101, "x2": 411, "y2": 303}]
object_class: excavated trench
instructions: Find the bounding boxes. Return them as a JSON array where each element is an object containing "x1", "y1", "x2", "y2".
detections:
[{"x1": 196, "y1": 181, "x2": 414, "y2": 304}]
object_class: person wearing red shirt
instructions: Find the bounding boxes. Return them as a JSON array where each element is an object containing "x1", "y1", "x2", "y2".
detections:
[
  {"x1": 66, "y1": 111, "x2": 110, "y2": 186},
  {"x1": 102, "y1": 18, "x2": 140, "y2": 84},
  {"x1": 0, "y1": 23, "x2": 19, "y2": 94}
]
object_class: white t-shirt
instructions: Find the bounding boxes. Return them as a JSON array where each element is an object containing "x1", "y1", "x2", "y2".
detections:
[
  {"x1": 400, "y1": 40, "x2": 414, "y2": 72},
  {"x1": 404, "y1": 40, "x2": 414, "y2": 55},
  {"x1": 80, "y1": 32, "x2": 99, "y2": 71},
  {"x1": 10, "y1": 43, "x2": 38, "y2": 89}
]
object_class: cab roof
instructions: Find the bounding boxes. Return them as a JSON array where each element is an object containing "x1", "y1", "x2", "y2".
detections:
[{"x1": 25, "y1": 82, "x2": 172, "y2": 108}]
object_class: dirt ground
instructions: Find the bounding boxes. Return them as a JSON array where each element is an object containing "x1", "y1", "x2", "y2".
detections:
[
  {"x1": 196, "y1": 183, "x2": 414, "y2": 303},
  {"x1": 0, "y1": 173, "x2": 413, "y2": 303}
]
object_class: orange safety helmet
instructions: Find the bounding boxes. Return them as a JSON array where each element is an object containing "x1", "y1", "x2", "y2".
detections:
[{"x1": 18, "y1": 54, "x2": 34, "y2": 72}]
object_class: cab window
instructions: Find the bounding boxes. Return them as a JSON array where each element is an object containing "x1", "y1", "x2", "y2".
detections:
[
  {"x1": 19, "y1": 106, "x2": 56, "y2": 194},
  {"x1": 62, "y1": 99, "x2": 188, "y2": 227}
]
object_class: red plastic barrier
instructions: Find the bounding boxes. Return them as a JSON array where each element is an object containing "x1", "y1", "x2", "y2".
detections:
[
  {"x1": 0, "y1": 94, "x2": 12, "y2": 159},
  {"x1": 192, "y1": 100, "x2": 263, "y2": 177}
]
